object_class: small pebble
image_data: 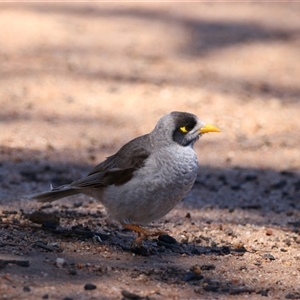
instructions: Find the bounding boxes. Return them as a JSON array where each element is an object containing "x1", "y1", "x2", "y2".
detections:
[
  {"x1": 201, "y1": 264, "x2": 216, "y2": 271},
  {"x1": 55, "y1": 258, "x2": 67, "y2": 269},
  {"x1": 263, "y1": 253, "x2": 275, "y2": 261},
  {"x1": 257, "y1": 289, "x2": 270, "y2": 296},
  {"x1": 42, "y1": 294, "x2": 49, "y2": 299},
  {"x1": 245, "y1": 173, "x2": 257, "y2": 181},
  {"x1": 285, "y1": 293, "x2": 300, "y2": 299},
  {"x1": 27, "y1": 211, "x2": 60, "y2": 228},
  {"x1": 84, "y1": 283, "x2": 97, "y2": 290},
  {"x1": 265, "y1": 229, "x2": 273, "y2": 236},
  {"x1": 271, "y1": 180, "x2": 287, "y2": 189},
  {"x1": 184, "y1": 271, "x2": 204, "y2": 282},
  {"x1": 23, "y1": 286, "x2": 30, "y2": 292},
  {"x1": 194, "y1": 287, "x2": 203, "y2": 294},
  {"x1": 158, "y1": 234, "x2": 177, "y2": 244},
  {"x1": 225, "y1": 228, "x2": 234, "y2": 236},
  {"x1": 190, "y1": 264, "x2": 202, "y2": 274},
  {"x1": 130, "y1": 246, "x2": 149, "y2": 256},
  {"x1": 121, "y1": 289, "x2": 142, "y2": 299},
  {"x1": 68, "y1": 269, "x2": 77, "y2": 276}
]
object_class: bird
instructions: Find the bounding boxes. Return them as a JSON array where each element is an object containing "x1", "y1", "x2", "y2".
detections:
[{"x1": 31, "y1": 111, "x2": 220, "y2": 245}]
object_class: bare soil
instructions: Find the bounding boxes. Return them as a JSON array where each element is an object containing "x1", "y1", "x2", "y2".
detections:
[{"x1": 1, "y1": 3, "x2": 300, "y2": 300}]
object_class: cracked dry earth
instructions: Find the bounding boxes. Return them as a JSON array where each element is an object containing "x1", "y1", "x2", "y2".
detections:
[{"x1": 1, "y1": 3, "x2": 300, "y2": 300}]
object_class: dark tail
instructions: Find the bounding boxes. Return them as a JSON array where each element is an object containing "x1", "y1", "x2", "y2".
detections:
[{"x1": 30, "y1": 185, "x2": 81, "y2": 203}]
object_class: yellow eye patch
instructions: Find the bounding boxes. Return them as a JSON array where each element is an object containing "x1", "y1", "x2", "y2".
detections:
[{"x1": 180, "y1": 126, "x2": 188, "y2": 133}]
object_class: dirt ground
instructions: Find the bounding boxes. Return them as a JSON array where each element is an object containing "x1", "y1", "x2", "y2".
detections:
[{"x1": 1, "y1": 3, "x2": 300, "y2": 300}]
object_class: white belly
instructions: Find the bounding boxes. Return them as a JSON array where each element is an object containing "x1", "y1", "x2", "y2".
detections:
[{"x1": 102, "y1": 145, "x2": 199, "y2": 224}]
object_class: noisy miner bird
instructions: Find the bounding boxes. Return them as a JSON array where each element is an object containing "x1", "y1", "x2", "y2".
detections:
[{"x1": 31, "y1": 111, "x2": 220, "y2": 244}]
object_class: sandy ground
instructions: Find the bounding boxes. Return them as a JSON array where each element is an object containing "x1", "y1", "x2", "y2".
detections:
[{"x1": 1, "y1": 3, "x2": 300, "y2": 300}]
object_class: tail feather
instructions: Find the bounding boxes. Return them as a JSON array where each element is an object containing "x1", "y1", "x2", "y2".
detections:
[{"x1": 30, "y1": 185, "x2": 81, "y2": 203}]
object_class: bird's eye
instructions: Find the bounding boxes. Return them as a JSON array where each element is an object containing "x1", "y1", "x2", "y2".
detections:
[{"x1": 180, "y1": 126, "x2": 188, "y2": 133}]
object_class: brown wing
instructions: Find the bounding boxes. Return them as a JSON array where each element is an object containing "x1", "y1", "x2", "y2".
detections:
[
  {"x1": 88, "y1": 134, "x2": 151, "y2": 175},
  {"x1": 70, "y1": 135, "x2": 151, "y2": 189}
]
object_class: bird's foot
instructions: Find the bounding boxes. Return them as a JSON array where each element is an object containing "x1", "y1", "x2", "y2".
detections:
[{"x1": 122, "y1": 224, "x2": 167, "y2": 247}]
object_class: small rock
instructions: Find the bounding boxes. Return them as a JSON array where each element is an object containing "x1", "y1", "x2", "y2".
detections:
[
  {"x1": 42, "y1": 294, "x2": 49, "y2": 299},
  {"x1": 84, "y1": 283, "x2": 97, "y2": 290},
  {"x1": 55, "y1": 257, "x2": 67, "y2": 268},
  {"x1": 158, "y1": 234, "x2": 177, "y2": 244},
  {"x1": 27, "y1": 211, "x2": 60, "y2": 228},
  {"x1": 284, "y1": 238, "x2": 292, "y2": 246},
  {"x1": 244, "y1": 173, "x2": 257, "y2": 181},
  {"x1": 42, "y1": 221, "x2": 59, "y2": 229},
  {"x1": 23, "y1": 286, "x2": 31, "y2": 292},
  {"x1": 271, "y1": 180, "x2": 287, "y2": 189},
  {"x1": 191, "y1": 248, "x2": 201, "y2": 255},
  {"x1": 190, "y1": 264, "x2": 202, "y2": 274},
  {"x1": 210, "y1": 241, "x2": 217, "y2": 248},
  {"x1": 203, "y1": 283, "x2": 219, "y2": 292},
  {"x1": 263, "y1": 253, "x2": 275, "y2": 261},
  {"x1": 225, "y1": 228, "x2": 234, "y2": 236},
  {"x1": 184, "y1": 271, "x2": 204, "y2": 282},
  {"x1": 185, "y1": 212, "x2": 191, "y2": 218},
  {"x1": 293, "y1": 181, "x2": 300, "y2": 191},
  {"x1": 229, "y1": 287, "x2": 255, "y2": 295},
  {"x1": 194, "y1": 287, "x2": 203, "y2": 294},
  {"x1": 68, "y1": 269, "x2": 77, "y2": 276},
  {"x1": 257, "y1": 289, "x2": 270, "y2": 297},
  {"x1": 242, "y1": 204, "x2": 262, "y2": 210},
  {"x1": 285, "y1": 293, "x2": 300, "y2": 299},
  {"x1": 130, "y1": 246, "x2": 149, "y2": 256},
  {"x1": 231, "y1": 184, "x2": 241, "y2": 191},
  {"x1": 200, "y1": 264, "x2": 216, "y2": 271},
  {"x1": 265, "y1": 229, "x2": 273, "y2": 236},
  {"x1": 221, "y1": 246, "x2": 231, "y2": 255},
  {"x1": 121, "y1": 289, "x2": 142, "y2": 299}
]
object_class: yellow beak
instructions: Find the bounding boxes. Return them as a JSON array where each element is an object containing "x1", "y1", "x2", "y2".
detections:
[{"x1": 199, "y1": 124, "x2": 220, "y2": 134}]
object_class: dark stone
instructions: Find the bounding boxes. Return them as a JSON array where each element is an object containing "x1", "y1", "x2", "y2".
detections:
[
  {"x1": 41, "y1": 221, "x2": 59, "y2": 229},
  {"x1": 68, "y1": 269, "x2": 77, "y2": 276},
  {"x1": 244, "y1": 173, "x2": 258, "y2": 181},
  {"x1": 158, "y1": 234, "x2": 177, "y2": 244},
  {"x1": 20, "y1": 170, "x2": 38, "y2": 181},
  {"x1": 121, "y1": 289, "x2": 143, "y2": 299},
  {"x1": 183, "y1": 271, "x2": 204, "y2": 282},
  {"x1": 271, "y1": 180, "x2": 287, "y2": 189},
  {"x1": 242, "y1": 204, "x2": 262, "y2": 210},
  {"x1": 203, "y1": 284, "x2": 219, "y2": 292},
  {"x1": 257, "y1": 289, "x2": 270, "y2": 296},
  {"x1": 293, "y1": 181, "x2": 300, "y2": 191},
  {"x1": 23, "y1": 286, "x2": 31, "y2": 292},
  {"x1": 221, "y1": 246, "x2": 231, "y2": 255},
  {"x1": 201, "y1": 264, "x2": 216, "y2": 271},
  {"x1": 191, "y1": 248, "x2": 201, "y2": 255},
  {"x1": 185, "y1": 212, "x2": 191, "y2": 218},
  {"x1": 231, "y1": 184, "x2": 241, "y2": 191},
  {"x1": 285, "y1": 293, "x2": 300, "y2": 299},
  {"x1": 84, "y1": 283, "x2": 97, "y2": 290},
  {"x1": 263, "y1": 253, "x2": 275, "y2": 260},
  {"x1": 130, "y1": 246, "x2": 149, "y2": 256}
]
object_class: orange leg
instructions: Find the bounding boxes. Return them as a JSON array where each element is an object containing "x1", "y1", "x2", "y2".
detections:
[{"x1": 123, "y1": 224, "x2": 166, "y2": 246}]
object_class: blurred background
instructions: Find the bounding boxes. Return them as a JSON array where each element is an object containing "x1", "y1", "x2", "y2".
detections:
[{"x1": 0, "y1": 3, "x2": 300, "y2": 202}]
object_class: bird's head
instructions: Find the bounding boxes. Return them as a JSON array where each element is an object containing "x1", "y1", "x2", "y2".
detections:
[{"x1": 152, "y1": 111, "x2": 220, "y2": 147}]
